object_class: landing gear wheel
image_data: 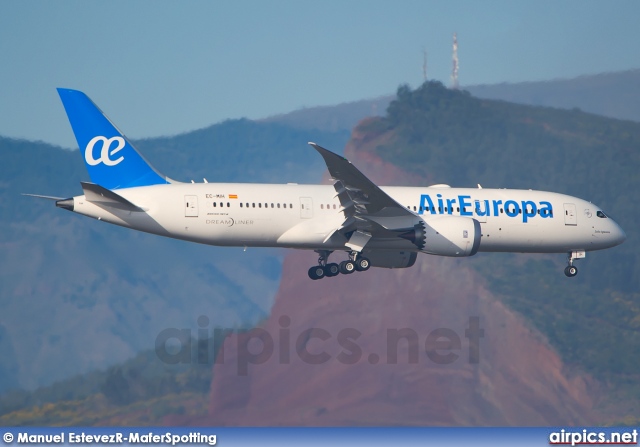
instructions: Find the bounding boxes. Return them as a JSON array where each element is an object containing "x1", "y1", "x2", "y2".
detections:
[
  {"x1": 324, "y1": 263, "x2": 340, "y2": 277},
  {"x1": 564, "y1": 251, "x2": 584, "y2": 277},
  {"x1": 308, "y1": 265, "x2": 326, "y2": 280},
  {"x1": 355, "y1": 257, "x2": 371, "y2": 272},
  {"x1": 339, "y1": 260, "x2": 356, "y2": 274}
]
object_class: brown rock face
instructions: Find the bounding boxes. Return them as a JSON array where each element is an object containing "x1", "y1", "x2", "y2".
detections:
[{"x1": 206, "y1": 127, "x2": 597, "y2": 426}]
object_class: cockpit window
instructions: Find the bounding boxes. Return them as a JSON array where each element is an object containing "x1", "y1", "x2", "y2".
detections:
[{"x1": 597, "y1": 211, "x2": 608, "y2": 218}]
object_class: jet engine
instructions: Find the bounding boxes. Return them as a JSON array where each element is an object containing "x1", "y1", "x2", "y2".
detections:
[
  {"x1": 420, "y1": 215, "x2": 481, "y2": 257},
  {"x1": 362, "y1": 250, "x2": 418, "y2": 269}
]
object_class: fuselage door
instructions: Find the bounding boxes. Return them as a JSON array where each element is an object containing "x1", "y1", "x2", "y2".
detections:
[
  {"x1": 563, "y1": 203, "x2": 577, "y2": 226},
  {"x1": 300, "y1": 197, "x2": 313, "y2": 219},
  {"x1": 185, "y1": 195, "x2": 198, "y2": 217}
]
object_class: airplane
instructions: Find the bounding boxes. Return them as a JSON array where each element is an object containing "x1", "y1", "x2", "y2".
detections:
[{"x1": 29, "y1": 88, "x2": 626, "y2": 280}]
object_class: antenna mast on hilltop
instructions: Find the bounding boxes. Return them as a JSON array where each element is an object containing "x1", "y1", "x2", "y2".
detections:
[
  {"x1": 451, "y1": 32, "x2": 459, "y2": 89},
  {"x1": 422, "y1": 48, "x2": 428, "y2": 81}
]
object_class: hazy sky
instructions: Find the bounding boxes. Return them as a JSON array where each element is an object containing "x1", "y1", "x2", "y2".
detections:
[{"x1": 2, "y1": 0, "x2": 640, "y2": 148}]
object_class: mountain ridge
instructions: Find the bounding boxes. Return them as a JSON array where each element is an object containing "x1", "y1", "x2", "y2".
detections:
[
  {"x1": 0, "y1": 120, "x2": 350, "y2": 392},
  {"x1": 260, "y1": 69, "x2": 640, "y2": 134}
]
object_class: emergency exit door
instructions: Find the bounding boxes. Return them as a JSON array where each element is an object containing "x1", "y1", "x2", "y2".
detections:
[
  {"x1": 185, "y1": 195, "x2": 198, "y2": 217},
  {"x1": 563, "y1": 203, "x2": 577, "y2": 226},
  {"x1": 300, "y1": 197, "x2": 313, "y2": 219}
]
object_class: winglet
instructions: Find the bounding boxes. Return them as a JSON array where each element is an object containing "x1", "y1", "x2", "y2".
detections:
[{"x1": 308, "y1": 142, "x2": 349, "y2": 162}]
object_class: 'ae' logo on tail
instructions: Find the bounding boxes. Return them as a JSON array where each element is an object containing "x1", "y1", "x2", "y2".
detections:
[{"x1": 84, "y1": 136, "x2": 126, "y2": 166}]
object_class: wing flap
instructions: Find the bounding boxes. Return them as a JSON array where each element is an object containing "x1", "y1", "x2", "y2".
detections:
[{"x1": 345, "y1": 230, "x2": 372, "y2": 252}]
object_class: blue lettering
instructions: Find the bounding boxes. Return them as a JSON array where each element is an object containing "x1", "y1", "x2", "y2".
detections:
[
  {"x1": 459, "y1": 195, "x2": 472, "y2": 216},
  {"x1": 475, "y1": 199, "x2": 490, "y2": 217},
  {"x1": 540, "y1": 201, "x2": 553, "y2": 218},
  {"x1": 420, "y1": 194, "x2": 552, "y2": 221},
  {"x1": 504, "y1": 200, "x2": 520, "y2": 217},
  {"x1": 419, "y1": 194, "x2": 436, "y2": 215},
  {"x1": 492, "y1": 200, "x2": 503, "y2": 216},
  {"x1": 446, "y1": 198, "x2": 456, "y2": 214},
  {"x1": 522, "y1": 201, "x2": 537, "y2": 223}
]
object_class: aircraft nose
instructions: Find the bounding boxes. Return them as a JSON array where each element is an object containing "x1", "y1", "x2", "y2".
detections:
[{"x1": 611, "y1": 221, "x2": 626, "y2": 246}]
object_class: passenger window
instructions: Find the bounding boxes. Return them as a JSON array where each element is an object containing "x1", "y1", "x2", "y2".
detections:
[
  {"x1": 227, "y1": 202, "x2": 230, "y2": 207},
  {"x1": 271, "y1": 203, "x2": 274, "y2": 208},
  {"x1": 240, "y1": 203, "x2": 243, "y2": 208},
  {"x1": 259, "y1": 203, "x2": 262, "y2": 208},
  {"x1": 321, "y1": 204, "x2": 324, "y2": 209},
  {"x1": 213, "y1": 202, "x2": 217, "y2": 207},
  {"x1": 277, "y1": 203, "x2": 280, "y2": 208}
]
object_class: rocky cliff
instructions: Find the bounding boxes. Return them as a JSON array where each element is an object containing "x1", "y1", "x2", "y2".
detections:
[{"x1": 204, "y1": 126, "x2": 598, "y2": 426}]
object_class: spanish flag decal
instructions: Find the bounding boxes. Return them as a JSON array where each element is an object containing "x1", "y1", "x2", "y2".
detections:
[{"x1": 229, "y1": 194, "x2": 238, "y2": 199}]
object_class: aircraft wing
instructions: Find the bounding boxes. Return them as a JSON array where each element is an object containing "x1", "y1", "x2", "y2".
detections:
[{"x1": 309, "y1": 142, "x2": 423, "y2": 251}]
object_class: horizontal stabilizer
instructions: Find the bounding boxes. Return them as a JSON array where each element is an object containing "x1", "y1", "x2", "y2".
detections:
[
  {"x1": 81, "y1": 182, "x2": 144, "y2": 212},
  {"x1": 22, "y1": 193, "x2": 65, "y2": 201}
]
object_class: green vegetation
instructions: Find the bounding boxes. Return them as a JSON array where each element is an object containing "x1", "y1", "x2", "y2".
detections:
[
  {"x1": 0, "y1": 333, "x2": 227, "y2": 425},
  {"x1": 0, "y1": 393, "x2": 208, "y2": 426},
  {"x1": 362, "y1": 81, "x2": 640, "y2": 418}
]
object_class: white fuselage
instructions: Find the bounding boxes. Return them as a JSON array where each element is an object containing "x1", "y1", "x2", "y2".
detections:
[{"x1": 68, "y1": 183, "x2": 626, "y2": 255}]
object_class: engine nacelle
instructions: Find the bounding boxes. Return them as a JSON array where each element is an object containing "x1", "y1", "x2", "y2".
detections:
[
  {"x1": 362, "y1": 250, "x2": 418, "y2": 269},
  {"x1": 421, "y1": 215, "x2": 481, "y2": 257}
]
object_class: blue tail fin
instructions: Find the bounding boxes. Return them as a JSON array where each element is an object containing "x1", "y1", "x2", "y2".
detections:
[{"x1": 57, "y1": 88, "x2": 169, "y2": 190}]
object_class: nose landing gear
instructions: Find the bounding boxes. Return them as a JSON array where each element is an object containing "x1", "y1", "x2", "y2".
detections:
[
  {"x1": 564, "y1": 250, "x2": 585, "y2": 277},
  {"x1": 308, "y1": 250, "x2": 371, "y2": 280},
  {"x1": 564, "y1": 265, "x2": 578, "y2": 277}
]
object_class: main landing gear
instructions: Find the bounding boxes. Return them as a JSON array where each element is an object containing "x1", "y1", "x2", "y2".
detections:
[
  {"x1": 308, "y1": 250, "x2": 371, "y2": 280},
  {"x1": 564, "y1": 250, "x2": 585, "y2": 277}
]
